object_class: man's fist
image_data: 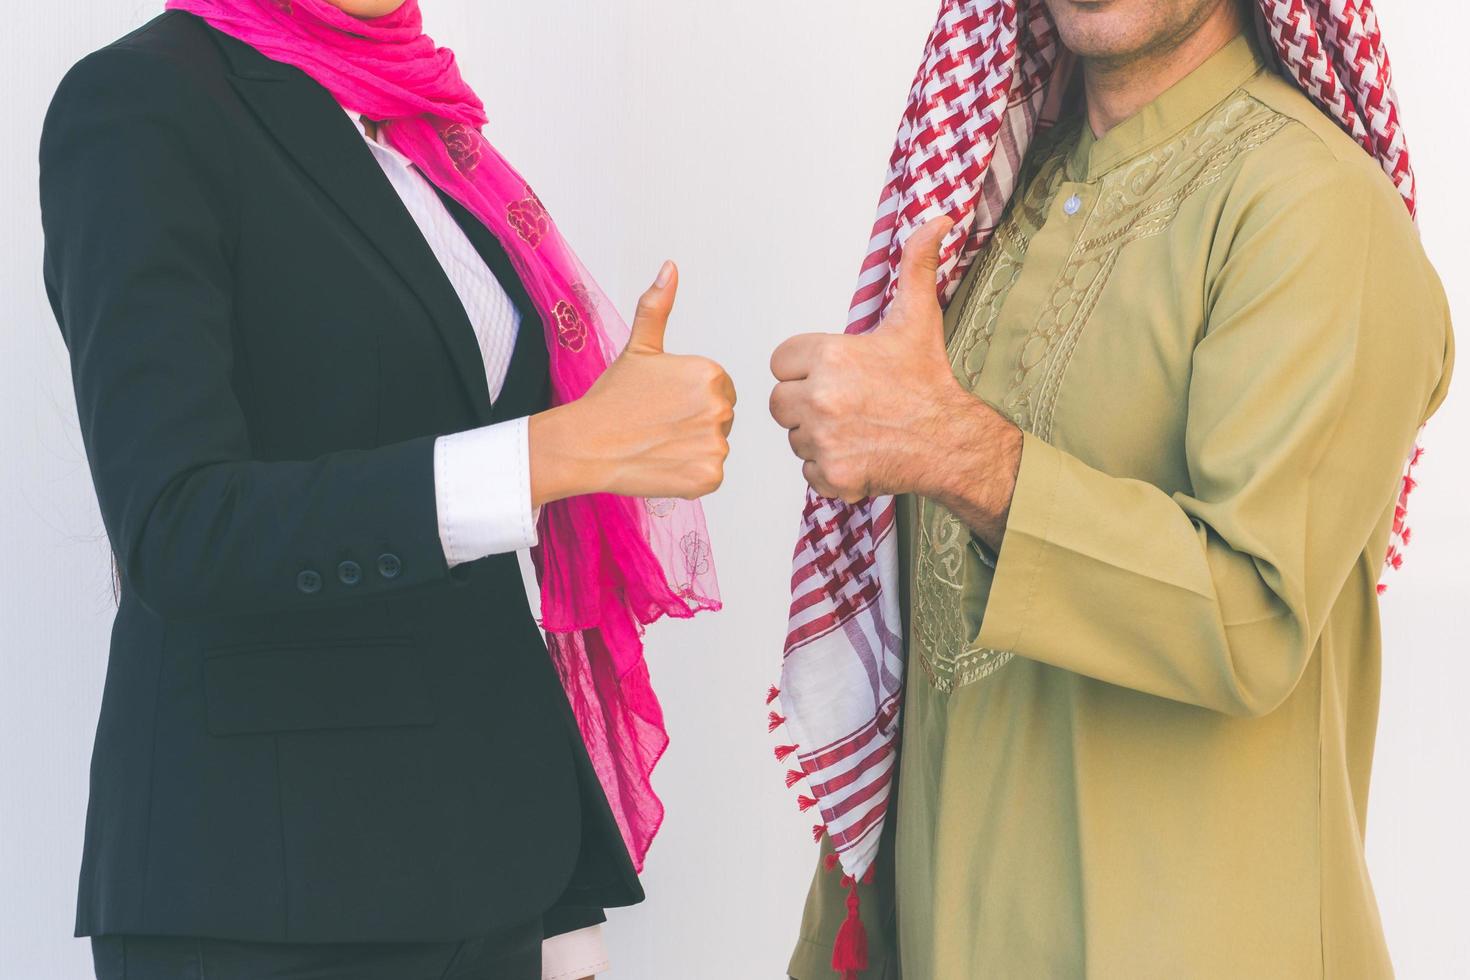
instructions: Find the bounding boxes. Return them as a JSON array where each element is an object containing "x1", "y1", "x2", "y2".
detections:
[
  {"x1": 768, "y1": 218, "x2": 961, "y2": 503},
  {"x1": 531, "y1": 262, "x2": 737, "y2": 505}
]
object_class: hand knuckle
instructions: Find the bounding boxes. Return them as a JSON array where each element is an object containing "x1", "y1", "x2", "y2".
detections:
[
  {"x1": 815, "y1": 341, "x2": 845, "y2": 372},
  {"x1": 826, "y1": 463, "x2": 854, "y2": 495},
  {"x1": 810, "y1": 382, "x2": 840, "y2": 416}
]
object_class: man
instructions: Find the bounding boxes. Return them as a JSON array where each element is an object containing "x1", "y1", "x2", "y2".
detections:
[{"x1": 769, "y1": 0, "x2": 1453, "y2": 976}]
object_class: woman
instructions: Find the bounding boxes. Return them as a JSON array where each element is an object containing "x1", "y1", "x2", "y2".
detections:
[{"x1": 39, "y1": 1, "x2": 734, "y2": 977}]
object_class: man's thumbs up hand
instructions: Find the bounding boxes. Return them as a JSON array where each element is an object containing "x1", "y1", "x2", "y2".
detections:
[
  {"x1": 883, "y1": 217, "x2": 952, "y2": 334},
  {"x1": 768, "y1": 214, "x2": 1016, "y2": 507}
]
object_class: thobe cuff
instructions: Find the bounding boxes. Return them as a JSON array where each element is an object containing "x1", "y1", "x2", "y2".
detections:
[{"x1": 975, "y1": 430, "x2": 1064, "y2": 654}]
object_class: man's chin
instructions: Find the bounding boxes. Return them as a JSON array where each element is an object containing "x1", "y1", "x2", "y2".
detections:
[
  {"x1": 1051, "y1": 24, "x2": 1152, "y2": 64},
  {"x1": 1047, "y1": 3, "x2": 1155, "y2": 60}
]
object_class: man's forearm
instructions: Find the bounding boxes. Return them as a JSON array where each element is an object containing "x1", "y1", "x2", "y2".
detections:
[{"x1": 910, "y1": 389, "x2": 1023, "y2": 553}]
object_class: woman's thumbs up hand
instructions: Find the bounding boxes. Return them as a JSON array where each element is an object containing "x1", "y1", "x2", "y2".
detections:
[{"x1": 530, "y1": 262, "x2": 736, "y2": 507}]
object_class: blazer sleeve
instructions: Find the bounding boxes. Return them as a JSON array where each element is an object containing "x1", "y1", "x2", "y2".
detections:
[{"x1": 40, "y1": 46, "x2": 452, "y2": 620}]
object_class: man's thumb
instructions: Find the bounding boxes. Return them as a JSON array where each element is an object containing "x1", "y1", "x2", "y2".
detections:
[
  {"x1": 626, "y1": 261, "x2": 678, "y2": 355},
  {"x1": 891, "y1": 217, "x2": 953, "y2": 313}
]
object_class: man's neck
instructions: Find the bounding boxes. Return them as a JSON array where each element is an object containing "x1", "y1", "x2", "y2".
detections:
[{"x1": 1082, "y1": 5, "x2": 1246, "y2": 138}]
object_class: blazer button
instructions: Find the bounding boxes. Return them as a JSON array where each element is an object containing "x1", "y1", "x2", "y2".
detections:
[
  {"x1": 337, "y1": 560, "x2": 362, "y2": 586},
  {"x1": 376, "y1": 553, "x2": 402, "y2": 580},
  {"x1": 296, "y1": 569, "x2": 323, "y2": 594}
]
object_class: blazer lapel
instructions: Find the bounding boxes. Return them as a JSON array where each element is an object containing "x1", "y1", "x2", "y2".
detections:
[
  {"x1": 436, "y1": 189, "x2": 551, "y2": 423},
  {"x1": 213, "y1": 29, "x2": 496, "y2": 426}
]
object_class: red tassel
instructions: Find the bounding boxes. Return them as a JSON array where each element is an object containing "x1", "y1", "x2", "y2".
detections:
[
  {"x1": 1377, "y1": 583, "x2": 1389, "y2": 595},
  {"x1": 767, "y1": 711, "x2": 786, "y2": 733},
  {"x1": 774, "y1": 744, "x2": 799, "y2": 762},
  {"x1": 1402, "y1": 527, "x2": 1413, "y2": 545},
  {"x1": 861, "y1": 866, "x2": 876, "y2": 885},
  {"x1": 831, "y1": 874, "x2": 869, "y2": 977},
  {"x1": 785, "y1": 769, "x2": 805, "y2": 789},
  {"x1": 824, "y1": 852, "x2": 840, "y2": 871},
  {"x1": 812, "y1": 824, "x2": 827, "y2": 842},
  {"x1": 797, "y1": 794, "x2": 819, "y2": 812},
  {"x1": 766, "y1": 685, "x2": 781, "y2": 705}
]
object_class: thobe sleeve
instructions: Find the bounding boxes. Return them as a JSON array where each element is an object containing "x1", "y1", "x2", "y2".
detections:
[{"x1": 974, "y1": 159, "x2": 1454, "y2": 718}]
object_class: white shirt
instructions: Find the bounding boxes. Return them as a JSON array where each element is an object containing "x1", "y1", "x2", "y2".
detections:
[
  {"x1": 345, "y1": 107, "x2": 540, "y2": 563},
  {"x1": 345, "y1": 107, "x2": 608, "y2": 980}
]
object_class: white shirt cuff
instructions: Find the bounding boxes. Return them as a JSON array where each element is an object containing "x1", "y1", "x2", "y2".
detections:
[
  {"x1": 541, "y1": 924, "x2": 610, "y2": 980},
  {"x1": 434, "y1": 418, "x2": 539, "y2": 566}
]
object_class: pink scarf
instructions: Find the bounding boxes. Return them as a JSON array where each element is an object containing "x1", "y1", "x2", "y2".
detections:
[
  {"x1": 772, "y1": 2, "x2": 1419, "y2": 975},
  {"x1": 165, "y1": 0, "x2": 720, "y2": 872}
]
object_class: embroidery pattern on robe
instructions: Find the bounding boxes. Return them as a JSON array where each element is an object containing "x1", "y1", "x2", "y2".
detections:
[{"x1": 913, "y1": 91, "x2": 1288, "y2": 694}]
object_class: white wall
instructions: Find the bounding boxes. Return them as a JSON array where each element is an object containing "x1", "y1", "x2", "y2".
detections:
[{"x1": 2, "y1": 2, "x2": 1465, "y2": 977}]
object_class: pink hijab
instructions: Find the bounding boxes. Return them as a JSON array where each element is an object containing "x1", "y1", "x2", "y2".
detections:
[{"x1": 165, "y1": 0, "x2": 720, "y2": 871}]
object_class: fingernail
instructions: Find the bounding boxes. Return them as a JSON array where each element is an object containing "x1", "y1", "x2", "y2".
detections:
[{"x1": 654, "y1": 261, "x2": 674, "y2": 288}]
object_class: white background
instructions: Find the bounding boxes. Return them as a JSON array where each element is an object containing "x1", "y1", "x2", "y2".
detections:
[{"x1": 2, "y1": 2, "x2": 1466, "y2": 977}]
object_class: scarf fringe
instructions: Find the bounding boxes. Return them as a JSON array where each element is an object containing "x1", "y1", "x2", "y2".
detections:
[
  {"x1": 769, "y1": 687, "x2": 871, "y2": 976},
  {"x1": 831, "y1": 871, "x2": 869, "y2": 978},
  {"x1": 1380, "y1": 438, "x2": 1424, "y2": 593}
]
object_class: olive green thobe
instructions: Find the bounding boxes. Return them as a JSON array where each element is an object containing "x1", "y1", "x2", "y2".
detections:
[{"x1": 790, "y1": 34, "x2": 1454, "y2": 980}]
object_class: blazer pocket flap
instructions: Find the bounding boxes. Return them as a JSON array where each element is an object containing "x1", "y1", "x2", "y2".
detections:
[{"x1": 205, "y1": 641, "x2": 435, "y2": 735}]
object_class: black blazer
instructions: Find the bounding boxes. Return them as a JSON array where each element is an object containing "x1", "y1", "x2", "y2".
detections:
[{"x1": 40, "y1": 11, "x2": 641, "y2": 944}]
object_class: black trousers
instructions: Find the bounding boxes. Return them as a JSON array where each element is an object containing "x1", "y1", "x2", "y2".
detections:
[{"x1": 91, "y1": 920, "x2": 542, "y2": 980}]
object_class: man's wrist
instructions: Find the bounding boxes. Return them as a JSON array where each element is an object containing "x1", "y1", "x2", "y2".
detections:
[
  {"x1": 917, "y1": 391, "x2": 1022, "y2": 550},
  {"x1": 907, "y1": 386, "x2": 991, "y2": 500}
]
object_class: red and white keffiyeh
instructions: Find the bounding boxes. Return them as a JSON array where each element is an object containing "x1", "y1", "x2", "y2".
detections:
[{"x1": 769, "y1": 2, "x2": 1418, "y2": 974}]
